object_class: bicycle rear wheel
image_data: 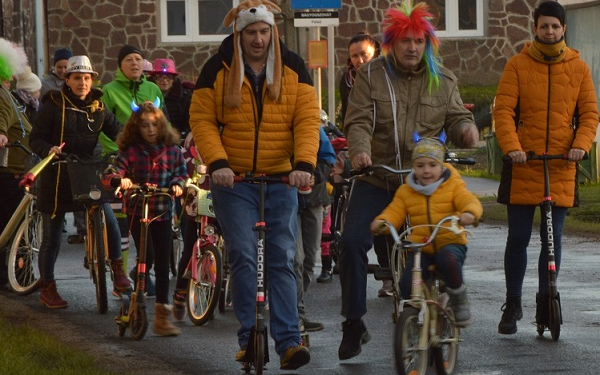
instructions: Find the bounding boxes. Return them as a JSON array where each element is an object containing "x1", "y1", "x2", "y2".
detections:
[
  {"x1": 90, "y1": 208, "x2": 108, "y2": 314},
  {"x1": 433, "y1": 307, "x2": 460, "y2": 375},
  {"x1": 7, "y1": 210, "x2": 42, "y2": 295},
  {"x1": 395, "y1": 306, "x2": 428, "y2": 375},
  {"x1": 187, "y1": 244, "x2": 222, "y2": 325}
]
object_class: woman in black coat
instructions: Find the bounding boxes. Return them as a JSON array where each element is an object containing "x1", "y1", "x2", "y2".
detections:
[{"x1": 29, "y1": 55, "x2": 129, "y2": 308}]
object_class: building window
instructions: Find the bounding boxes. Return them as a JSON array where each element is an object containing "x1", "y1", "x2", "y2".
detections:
[
  {"x1": 160, "y1": 0, "x2": 239, "y2": 43},
  {"x1": 424, "y1": 0, "x2": 484, "y2": 37}
]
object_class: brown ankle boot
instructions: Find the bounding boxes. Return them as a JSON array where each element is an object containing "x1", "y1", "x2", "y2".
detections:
[
  {"x1": 39, "y1": 280, "x2": 68, "y2": 309},
  {"x1": 153, "y1": 303, "x2": 181, "y2": 336},
  {"x1": 111, "y1": 258, "x2": 131, "y2": 292}
]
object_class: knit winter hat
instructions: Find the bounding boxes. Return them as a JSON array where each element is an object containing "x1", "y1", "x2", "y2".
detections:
[
  {"x1": 412, "y1": 137, "x2": 446, "y2": 165},
  {"x1": 0, "y1": 38, "x2": 28, "y2": 81},
  {"x1": 16, "y1": 66, "x2": 42, "y2": 92},
  {"x1": 53, "y1": 48, "x2": 72, "y2": 64},
  {"x1": 223, "y1": 0, "x2": 282, "y2": 107},
  {"x1": 118, "y1": 44, "x2": 144, "y2": 68}
]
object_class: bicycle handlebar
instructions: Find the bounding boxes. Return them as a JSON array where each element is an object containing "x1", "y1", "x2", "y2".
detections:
[
  {"x1": 233, "y1": 174, "x2": 312, "y2": 194},
  {"x1": 5, "y1": 141, "x2": 35, "y2": 156},
  {"x1": 379, "y1": 215, "x2": 473, "y2": 250}
]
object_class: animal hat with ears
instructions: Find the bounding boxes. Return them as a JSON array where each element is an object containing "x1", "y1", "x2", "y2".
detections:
[{"x1": 223, "y1": 0, "x2": 282, "y2": 108}]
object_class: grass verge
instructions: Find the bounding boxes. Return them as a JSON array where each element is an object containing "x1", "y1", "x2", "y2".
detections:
[{"x1": 0, "y1": 311, "x2": 117, "y2": 375}]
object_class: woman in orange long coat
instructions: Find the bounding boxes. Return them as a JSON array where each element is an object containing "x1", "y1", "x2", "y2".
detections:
[{"x1": 493, "y1": 1, "x2": 598, "y2": 335}]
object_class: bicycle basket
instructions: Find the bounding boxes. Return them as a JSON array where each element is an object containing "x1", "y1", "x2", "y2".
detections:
[{"x1": 66, "y1": 158, "x2": 112, "y2": 202}]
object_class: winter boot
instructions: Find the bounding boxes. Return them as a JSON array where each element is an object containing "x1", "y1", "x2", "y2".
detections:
[
  {"x1": 39, "y1": 280, "x2": 68, "y2": 309},
  {"x1": 316, "y1": 255, "x2": 333, "y2": 283},
  {"x1": 172, "y1": 290, "x2": 187, "y2": 321},
  {"x1": 154, "y1": 303, "x2": 181, "y2": 336},
  {"x1": 110, "y1": 258, "x2": 131, "y2": 292},
  {"x1": 447, "y1": 284, "x2": 472, "y2": 327},
  {"x1": 535, "y1": 292, "x2": 549, "y2": 327},
  {"x1": 498, "y1": 296, "x2": 523, "y2": 334}
]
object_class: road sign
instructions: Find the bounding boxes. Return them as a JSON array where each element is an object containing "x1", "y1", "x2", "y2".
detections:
[
  {"x1": 290, "y1": 0, "x2": 342, "y2": 10},
  {"x1": 294, "y1": 11, "x2": 339, "y2": 27}
]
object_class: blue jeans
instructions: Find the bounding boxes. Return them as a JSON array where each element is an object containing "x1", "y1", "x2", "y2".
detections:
[
  {"x1": 504, "y1": 204, "x2": 567, "y2": 297},
  {"x1": 39, "y1": 204, "x2": 121, "y2": 282},
  {"x1": 211, "y1": 181, "x2": 300, "y2": 357},
  {"x1": 339, "y1": 180, "x2": 395, "y2": 320},
  {"x1": 400, "y1": 244, "x2": 467, "y2": 299}
]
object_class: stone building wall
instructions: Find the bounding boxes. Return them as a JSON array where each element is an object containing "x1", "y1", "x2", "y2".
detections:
[
  {"x1": 37, "y1": 0, "x2": 582, "y2": 87},
  {"x1": 0, "y1": 0, "x2": 37, "y2": 71}
]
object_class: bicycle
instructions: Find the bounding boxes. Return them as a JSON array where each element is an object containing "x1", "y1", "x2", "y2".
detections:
[
  {"x1": 503, "y1": 152, "x2": 574, "y2": 341},
  {"x1": 2, "y1": 142, "x2": 43, "y2": 295},
  {"x1": 62, "y1": 153, "x2": 124, "y2": 314},
  {"x1": 379, "y1": 215, "x2": 473, "y2": 375},
  {"x1": 114, "y1": 183, "x2": 173, "y2": 340},
  {"x1": 182, "y1": 176, "x2": 223, "y2": 325}
]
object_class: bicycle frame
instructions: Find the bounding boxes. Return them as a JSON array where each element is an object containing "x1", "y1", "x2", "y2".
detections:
[{"x1": 0, "y1": 193, "x2": 33, "y2": 249}]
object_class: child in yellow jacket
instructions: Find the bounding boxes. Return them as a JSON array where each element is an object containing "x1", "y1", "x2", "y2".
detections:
[{"x1": 370, "y1": 136, "x2": 483, "y2": 327}]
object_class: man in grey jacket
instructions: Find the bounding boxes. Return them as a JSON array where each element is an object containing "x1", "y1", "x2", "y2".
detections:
[{"x1": 337, "y1": 1, "x2": 479, "y2": 361}]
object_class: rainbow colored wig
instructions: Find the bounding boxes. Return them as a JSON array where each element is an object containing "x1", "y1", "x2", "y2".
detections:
[{"x1": 381, "y1": 1, "x2": 441, "y2": 92}]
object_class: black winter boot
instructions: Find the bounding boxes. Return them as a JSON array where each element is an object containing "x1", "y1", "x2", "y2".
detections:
[
  {"x1": 498, "y1": 296, "x2": 523, "y2": 334},
  {"x1": 317, "y1": 255, "x2": 333, "y2": 283}
]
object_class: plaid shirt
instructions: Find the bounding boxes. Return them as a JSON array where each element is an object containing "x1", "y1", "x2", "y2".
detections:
[{"x1": 104, "y1": 142, "x2": 186, "y2": 221}]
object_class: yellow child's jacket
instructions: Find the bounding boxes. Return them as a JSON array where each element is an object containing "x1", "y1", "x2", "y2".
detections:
[{"x1": 375, "y1": 164, "x2": 483, "y2": 255}]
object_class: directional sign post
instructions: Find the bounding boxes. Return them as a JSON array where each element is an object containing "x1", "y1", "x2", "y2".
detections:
[{"x1": 294, "y1": 11, "x2": 339, "y2": 27}]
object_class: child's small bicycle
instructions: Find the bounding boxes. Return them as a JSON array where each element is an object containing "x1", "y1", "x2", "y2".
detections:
[
  {"x1": 114, "y1": 183, "x2": 173, "y2": 340},
  {"x1": 182, "y1": 176, "x2": 223, "y2": 325},
  {"x1": 380, "y1": 215, "x2": 473, "y2": 375}
]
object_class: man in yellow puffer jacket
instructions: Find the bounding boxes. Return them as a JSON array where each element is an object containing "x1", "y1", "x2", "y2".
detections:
[
  {"x1": 189, "y1": 0, "x2": 318, "y2": 370},
  {"x1": 494, "y1": 1, "x2": 598, "y2": 335}
]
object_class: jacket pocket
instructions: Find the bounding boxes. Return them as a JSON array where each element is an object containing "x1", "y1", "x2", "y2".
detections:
[
  {"x1": 370, "y1": 90, "x2": 394, "y2": 123},
  {"x1": 419, "y1": 95, "x2": 447, "y2": 130}
]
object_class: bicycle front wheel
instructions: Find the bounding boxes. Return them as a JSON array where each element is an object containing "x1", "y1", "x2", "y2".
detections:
[
  {"x1": 8, "y1": 211, "x2": 42, "y2": 295},
  {"x1": 90, "y1": 208, "x2": 108, "y2": 314},
  {"x1": 187, "y1": 244, "x2": 222, "y2": 325},
  {"x1": 395, "y1": 306, "x2": 428, "y2": 375},
  {"x1": 433, "y1": 307, "x2": 460, "y2": 375}
]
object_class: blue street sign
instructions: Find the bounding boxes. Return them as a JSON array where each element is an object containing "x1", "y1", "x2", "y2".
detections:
[{"x1": 290, "y1": 0, "x2": 342, "y2": 10}]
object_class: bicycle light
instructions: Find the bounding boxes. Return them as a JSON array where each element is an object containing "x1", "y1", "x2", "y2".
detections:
[
  {"x1": 89, "y1": 187, "x2": 102, "y2": 200},
  {"x1": 204, "y1": 225, "x2": 215, "y2": 236}
]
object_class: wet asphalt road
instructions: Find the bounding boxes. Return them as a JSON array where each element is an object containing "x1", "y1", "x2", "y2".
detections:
[{"x1": 1, "y1": 178, "x2": 600, "y2": 375}]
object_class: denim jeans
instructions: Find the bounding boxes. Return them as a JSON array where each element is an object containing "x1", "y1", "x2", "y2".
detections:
[
  {"x1": 295, "y1": 204, "x2": 323, "y2": 319},
  {"x1": 211, "y1": 181, "x2": 300, "y2": 357},
  {"x1": 400, "y1": 244, "x2": 467, "y2": 299},
  {"x1": 340, "y1": 180, "x2": 395, "y2": 320},
  {"x1": 504, "y1": 204, "x2": 567, "y2": 297}
]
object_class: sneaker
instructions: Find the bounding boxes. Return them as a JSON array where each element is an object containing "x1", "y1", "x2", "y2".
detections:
[
  {"x1": 338, "y1": 319, "x2": 371, "y2": 360},
  {"x1": 300, "y1": 317, "x2": 324, "y2": 332},
  {"x1": 378, "y1": 279, "x2": 393, "y2": 297},
  {"x1": 173, "y1": 291, "x2": 187, "y2": 321},
  {"x1": 498, "y1": 296, "x2": 523, "y2": 334},
  {"x1": 280, "y1": 345, "x2": 310, "y2": 370},
  {"x1": 67, "y1": 234, "x2": 85, "y2": 244},
  {"x1": 39, "y1": 280, "x2": 68, "y2": 309},
  {"x1": 110, "y1": 258, "x2": 131, "y2": 292},
  {"x1": 316, "y1": 269, "x2": 333, "y2": 283}
]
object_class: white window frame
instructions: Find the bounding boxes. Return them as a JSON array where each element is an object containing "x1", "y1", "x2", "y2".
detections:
[
  {"x1": 433, "y1": 0, "x2": 485, "y2": 38},
  {"x1": 159, "y1": 0, "x2": 240, "y2": 43}
]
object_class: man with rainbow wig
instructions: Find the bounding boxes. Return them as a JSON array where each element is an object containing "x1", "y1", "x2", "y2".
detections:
[{"x1": 338, "y1": 1, "x2": 478, "y2": 360}]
